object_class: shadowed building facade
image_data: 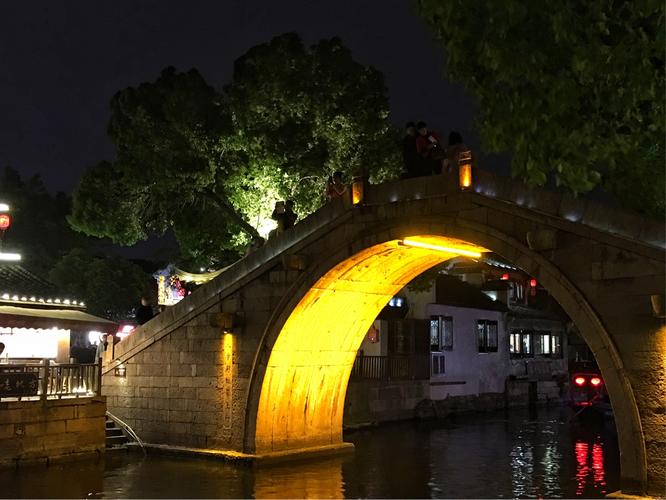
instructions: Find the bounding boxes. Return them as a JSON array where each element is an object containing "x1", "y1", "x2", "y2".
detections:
[{"x1": 102, "y1": 171, "x2": 665, "y2": 496}]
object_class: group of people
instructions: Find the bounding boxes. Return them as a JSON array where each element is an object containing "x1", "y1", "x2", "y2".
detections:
[{"x1": 402, "y1": 121, "x2": 474, "y2": 179}]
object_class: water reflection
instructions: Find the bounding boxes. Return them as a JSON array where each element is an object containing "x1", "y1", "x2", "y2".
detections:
[
  {"x1": 254, "y1": 458, "x2": 344, "y2": 499},
  {"x1": 0, "y1": 407, "x2": 619, "y2": 499},
  {"x1": 575, "y1": 439, "x2": 608, "y2": 496}
]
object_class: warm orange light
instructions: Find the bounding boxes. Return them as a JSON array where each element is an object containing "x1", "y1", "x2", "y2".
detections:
[
  {"x1": 351, "y1": 179, "x2": 364, "y2": 205},
  {"x1": 402, "y1": 238, "x2": 482, "y2": 258},
  {"x1": 458, "y1": 151, "x2": 473, "y2": 190},
  {"x1": 590, "y1": 377, "x2": 602, "y2": 387},
  {"x1": 255, "y1": 235, "x2": 488, "y2": 454},
  {"x1": 220, "y1": 332, "x2": 235, "y2": 430}
]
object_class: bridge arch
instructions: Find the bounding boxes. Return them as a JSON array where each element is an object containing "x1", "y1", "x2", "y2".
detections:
[{"x1": 244, "y1": 218, "x2": 646, "y2": 489}]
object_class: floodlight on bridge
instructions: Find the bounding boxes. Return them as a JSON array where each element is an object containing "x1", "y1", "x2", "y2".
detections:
[
  {"x1": 401, "y1": 238, "x2": 482, "y2": 258},
  {"x1": 0, "y1": 252, "x2": 21, "y2": 261}
]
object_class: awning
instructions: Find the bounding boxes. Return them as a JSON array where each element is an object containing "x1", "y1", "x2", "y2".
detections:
[{"x1": 0, "y1": 305, "x2": 117, "y2": 332}]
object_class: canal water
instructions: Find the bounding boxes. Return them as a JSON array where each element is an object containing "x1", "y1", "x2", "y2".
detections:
[{"x1": 1, "y1": 407, "x2": 619, "y2": 498}]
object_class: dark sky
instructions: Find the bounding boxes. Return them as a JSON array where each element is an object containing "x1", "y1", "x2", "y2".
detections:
[{"x1": 0, "y1": 0, "x2": 480, "y2": 194}]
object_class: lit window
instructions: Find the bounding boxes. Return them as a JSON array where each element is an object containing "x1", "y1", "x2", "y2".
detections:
[
  {"x1": 430, "y1": 316, "x2": 453, "y2": 351},
  {"x1": 477, "y1": 320, "x2": 498, "y2": 353},
  {"x1": 534, "y1": 332, "x2": 556, "y2": 356},
  {"x1": 551, "y1": 334, "x2": 562, "y2": 357},
  {"x1": 510, "y1": 329, "x2": 533, "y2": 357}
]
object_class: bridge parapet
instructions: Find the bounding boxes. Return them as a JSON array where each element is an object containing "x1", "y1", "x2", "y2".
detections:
[{"x1": 365, "y1": 170, "x2": 665, "y2": 249}]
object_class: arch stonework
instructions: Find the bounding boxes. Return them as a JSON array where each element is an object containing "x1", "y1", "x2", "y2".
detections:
[{"x1": 102, "y1": 174, "x2": 665, "y2": 495}]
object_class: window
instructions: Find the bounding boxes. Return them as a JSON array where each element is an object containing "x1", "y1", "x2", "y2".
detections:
[
  {"x1": 430, "y1": 316, "x2": 453, "y2": 351},
  {"x1": 477, "y1": 320, "x2": 498, "y2": 353},
  {"x1": 510, "y1": 330, "x2": 562, "y2": 358},
  {"x1": 431, "y1": 352, "x2": 445, "y2": 376},
  {"x1": 551, "y1": 334, "x2": 562, "y2": 357},
  {"x1": 510, "y1": 329, "x2": 532, "y2": 357},
  {"x1": 534, "y1": 332, "x2": 551, "y2": 356}
]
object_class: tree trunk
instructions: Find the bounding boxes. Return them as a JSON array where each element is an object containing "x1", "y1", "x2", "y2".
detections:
[{"x1": 203, "y1": 189, "x2": 261, "y2": 241}]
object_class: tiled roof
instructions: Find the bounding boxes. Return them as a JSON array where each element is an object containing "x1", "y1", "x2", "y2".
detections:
[{"x1": 0, "y1": 264, "x2": 83, "y2": 308}]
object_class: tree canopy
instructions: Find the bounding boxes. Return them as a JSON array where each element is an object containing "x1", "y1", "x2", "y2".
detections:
[
  {"x1": 417, "y1": 0, "x2": 664, "y2": 216},
  {"x1": 0, "y1": 167, "x2": 154, "y2": 321},
  {"x1": 49, "y1": 248, "x2": 153, "y2": 322},
  {"x1": 0, "y1": 167, "x2": 85, "y2": 276},
  {"x1": 70, "y1": 33, "x2": 401, "y2": 268}
]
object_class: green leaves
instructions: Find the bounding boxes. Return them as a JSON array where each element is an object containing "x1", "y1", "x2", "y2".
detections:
[
  {"x1": 417, "y1": 0, "x2": 665, "y2": 216},
  {"x1": 70, "y1": 34, "x2": 401, "y2": 267}
]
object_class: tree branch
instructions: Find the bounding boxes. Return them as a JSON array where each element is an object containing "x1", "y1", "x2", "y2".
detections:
[{"x1": 203, "y1": 189, "x2": 261, "y2": 241}]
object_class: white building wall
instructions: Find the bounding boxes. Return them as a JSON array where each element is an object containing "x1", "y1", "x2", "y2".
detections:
[{"x1": 425, "y1": 304, "x2": 509, "y2": 400}]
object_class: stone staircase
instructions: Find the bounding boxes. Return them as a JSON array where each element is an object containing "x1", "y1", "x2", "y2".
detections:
[{"x1": 105, "y1": 415, "x2": 128, "y2": 449}]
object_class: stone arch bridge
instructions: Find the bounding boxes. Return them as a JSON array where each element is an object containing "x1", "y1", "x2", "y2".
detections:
[{"x1": 102, "y1": 170, "x2": 665, "y2": 495}]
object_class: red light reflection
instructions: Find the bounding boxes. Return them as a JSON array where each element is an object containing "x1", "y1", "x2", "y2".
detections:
[{"x1": 575, "y1": 440, "x2": 607, "y2": 496}]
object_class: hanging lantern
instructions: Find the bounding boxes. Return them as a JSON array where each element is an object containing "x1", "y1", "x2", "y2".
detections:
[
  {"x1": 458, "y1": 150, "x2": 473, "y2": 190},
  {"x1": 0, "y1": 214, "x2": 11, "y2": 230}
]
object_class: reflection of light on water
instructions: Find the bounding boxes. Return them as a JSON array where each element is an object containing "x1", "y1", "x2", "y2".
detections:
[
  {"x1": 575, "y1": 439, "x2": 607, "y2": 496},
  {"x1": 510, "y1": 423, "x2": 562, "y2": 499},
  {"x1": 592, "y1": 443, "x2": 606, "y2": 491},
  {"x1": 510, "y1": 442, "x2": 535, "y2": 498},
  {"x1": 575, "y1": 441, "x2": 589, "y2": 496},
  {"x1": 253, "y1": 457, "x2": 344, "y2": 499},
  {"x1": 540, "y1": 442, "x2": 562, "y2": 494}
]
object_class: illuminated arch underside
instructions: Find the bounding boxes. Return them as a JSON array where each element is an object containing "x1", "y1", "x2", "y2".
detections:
[{"x1": 255, "y1": 236, "x2": 488, "y2": 453}]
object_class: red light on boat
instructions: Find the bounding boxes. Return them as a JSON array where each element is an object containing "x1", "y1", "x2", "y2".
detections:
[
  {"x1": 529, "y1": 279, "x2": 537, "y2": 287},
  {"x1": 590, "y1": 377, "x2": 602, "y2": 387},
  {"x1": 501, "y1": 273, "x2": 509, "y2": 280},
  {"x1": 574, "y1": 376, "x2": 586, "y2": 386}
]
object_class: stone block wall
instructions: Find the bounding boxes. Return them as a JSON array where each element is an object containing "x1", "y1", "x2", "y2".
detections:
[
  {"x1": 0, "y1": 396, "x2": 106, "y2": 467},
  {"x1": 344, "y1": 380, "x2": 429, "y2": 427},
  {"x1": 103, "y1": 276, "x2": 295, "y2": 453}
]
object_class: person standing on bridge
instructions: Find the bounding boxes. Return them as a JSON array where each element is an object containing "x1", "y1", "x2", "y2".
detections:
[
  {"x1": 415, "y1": 121, "x2": 444, "y2": 175},
  {"x1": 135, "y1": 297, "x2": 154, "y2": 325},
  {"x1": 271, "y1": 200, "x2": 298, "y2": 232}
]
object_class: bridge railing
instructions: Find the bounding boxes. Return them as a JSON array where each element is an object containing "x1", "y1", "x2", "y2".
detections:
[
  {"x1": 0, "y1": 359, "x2": 102, "y2": 401},
  {"x1": 350, "y1": 354, "x2": 430, "y2": 381}
]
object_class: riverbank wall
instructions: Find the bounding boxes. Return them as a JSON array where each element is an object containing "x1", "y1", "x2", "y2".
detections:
[
  {"x1": 0, "y1": 396, "x2": 106, "y2": 468},
  {"x1": 344, "y1": 379, "x2": 564, "y2": 428}
]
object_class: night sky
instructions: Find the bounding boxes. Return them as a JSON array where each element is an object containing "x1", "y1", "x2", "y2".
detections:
[{"x1": 0, "y1": 0, "x2": 481, "y2": 195}]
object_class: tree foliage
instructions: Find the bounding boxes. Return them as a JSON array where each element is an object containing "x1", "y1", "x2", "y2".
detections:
[
  {"x1": 0, "y1": 167, "x2": 86, "y2": 276},
  {"x1": 49, "y1": 248, "x2": 153, "y2": 322},
  {"x1": 417, "y1": 0, "x2": 664, "y2": 216},
  {"x1": 70, "y1": 34, "x2": 401, "y2": 268}
]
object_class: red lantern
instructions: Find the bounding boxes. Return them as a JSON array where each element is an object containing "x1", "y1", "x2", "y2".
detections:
[{"x1": 0, "y1": 214, "x2": 11, "y2": 230}]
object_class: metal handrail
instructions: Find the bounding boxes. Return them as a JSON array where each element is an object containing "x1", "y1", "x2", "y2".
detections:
[{"x1": 106, "y1": 410, "x2": 146, "y2": 453}]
